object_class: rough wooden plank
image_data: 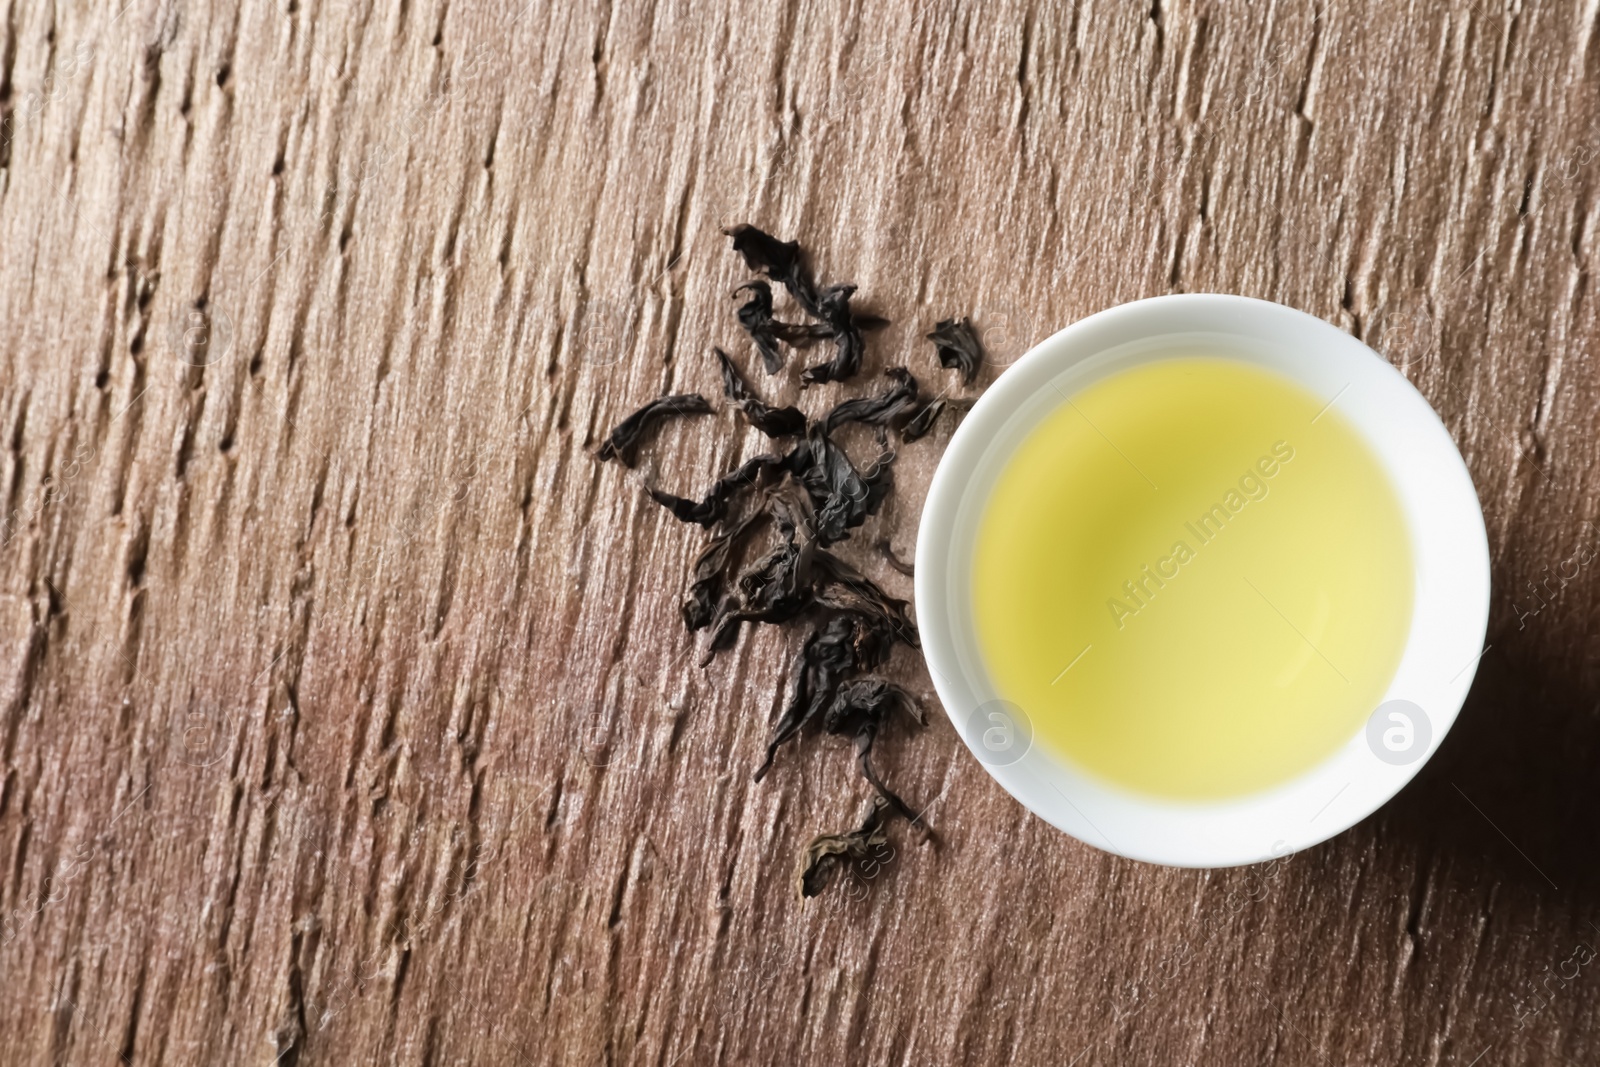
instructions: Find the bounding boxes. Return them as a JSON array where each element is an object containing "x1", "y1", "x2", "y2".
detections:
[{"x1": 1, "y1": 0, "x2": 1598, "y2": 1063}]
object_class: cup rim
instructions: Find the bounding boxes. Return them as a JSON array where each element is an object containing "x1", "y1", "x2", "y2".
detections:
[{"x1": 914, "y1": 294, "x2": 1491, "y2": 867}]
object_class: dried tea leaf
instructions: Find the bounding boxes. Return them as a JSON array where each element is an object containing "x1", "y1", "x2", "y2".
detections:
[
  {"x1": 901, "y1": 399, "x2": 945, "y2": 442},
  {"x1": 596, "y1": 394, "x2": 713, "y2": 467},
  {"x1": 824, "y1": 677, "x2": 925, "y2": 822},
  {"x1": 796, "y1": 796, "x2": 889, "y2": 899},
  {"x1": 724, "y1": 224, "x2": 821, "y2": 316},
  {"x1": 734, "y1": 282, "x2": 795, "y2": 374},
  {"x1": 787, "y1": 426, "x2": 894, "y2": 545},
  {"x1": 901, "y1": 395, "x2": 976, "y2": 442},
  {"x1": 755, "y1": 611, "x2": 894, "y2": 780},
  {"x1": 701, "y1": 487, "x2": 818, "y2": 660},
  {"x1": 822, "y1": 368, "x2": 921, "y2": 433},
  {"x1": 735, "y1": 282, "x2": 784, "y2": 374},
  {"x1": 849, "y1": 443, "x2": 897, "y2": 534},
  {"x1": 724, "y1": 225, "x2": 886, "y2": 385},
  {"x1": 877, "y1": 539, "x2": 914, "y2": 577},
  {"x1": 735, "y1": 282, "x2": 831, "y2": 365},
  {"x1": 823, "y1": 677, "x2": 924, "y2": 733},
  {"x1": 812, "y1": 551, "x2": 919, "y2": 648},
  {"x1": 646, "y1": 453, "x2": 787, "y2": 527},
  {"x1": 854, "y1": 731, "x2": 916, "y2": 823},
  {"x1": 699, "y1": 486, "x2": 919, "y2": 663},
  {"x1": 724, "y1": 224, "x2": 804, "y2": 286},
  {"x1": 927, "y1": 317, "x2": 984, "y2": 384},
  {"x1": 681, "y1": 511, "x2": 764, "y2": 631},
  {"x1": 802, "y1": 284, "x2": 870, "y2": 385},
  {"x1": 715, "y1": 348, "x2": 806, "y2": 437}
]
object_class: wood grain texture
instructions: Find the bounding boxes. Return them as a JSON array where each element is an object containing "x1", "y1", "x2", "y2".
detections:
[{"x1": 1, "y1": 0, "x2": 1598, "y2": 1063}]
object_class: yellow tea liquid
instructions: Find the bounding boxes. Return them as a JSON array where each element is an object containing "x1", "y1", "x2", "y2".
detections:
[{"x1": 971, "y1": 358, "x2": 1414, "y2": 799}]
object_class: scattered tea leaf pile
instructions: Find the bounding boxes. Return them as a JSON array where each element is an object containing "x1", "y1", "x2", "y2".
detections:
[{"x1": 595, "y1": 225, "x2": 982, "y2": 899}]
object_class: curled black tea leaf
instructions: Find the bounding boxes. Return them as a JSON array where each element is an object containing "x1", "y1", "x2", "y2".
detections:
[
  {"x1": 724, "y1": 224, "x2": 886, "y2": 386},
  {"x1": 877, "y1": 539, "x2": 914, "y2": 577},
  {"x1": 734, "y1": 283, "x2": 795, "y2": 374},
  {"x1": 901, "y1": 395, "x2": 976, "y2": 442},
  {"x1": 796, "y1": 796, "x2": 889, "y2": 899},
  {"x1": 823, "y1": 677, "x2": 920, "y2": 732},
  {"x1": 824, "y1": 678, "x2": 925, "y2": 822},
  {"x1": 681, "y1": 511, "x2": 763, "y2": 631},
  {"x1": 646, "y1": 453, "x2": 787, "y2": 527},
  {"x1": 823, "y1": 677, "x2": 923, "y2": 734},
  {"x1": 702, "y1": 487, "x2": 818, "y2": 661},
  {"x1": 715, "y1": 348, "x2": 806, "y2": 437},
  {"x1": 822, "y1": 368, "x2": 921, "y2": 433},
  {"x1": 813, "y1": 551, "x2": 919, "y2": 648},
  {"x1": 901, "y1": 400, "x2": 945, "y2": 442},
  {"x1": 787, "y1": 426, "x2": 894, "y2": 545},
  {"x1": 927, "y1": 317, "x2": 983, "y2": 384},
  {"x1": 724, "y1": 224, "x2": 821, "y2": 316},
  {"x1": 802, "y1": 284, "x2": 869, "y2": 385},
  {"x1": 698, "y1": 488, "x2": 920, "y2": 664},
  {"x1": 596, "y1": 394, "x2": 713, "y2": 467},
  {"x1": 755, "y1": 610, "x2": 895, "y2": 781},
  {"x1": 735, "y1": 282, "x2": 783, "y2": 374}
]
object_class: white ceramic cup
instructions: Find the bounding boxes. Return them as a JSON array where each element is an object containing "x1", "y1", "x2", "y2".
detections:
[{"x1": 915, "y1": 294, "x2": 1491, "y2": 867}]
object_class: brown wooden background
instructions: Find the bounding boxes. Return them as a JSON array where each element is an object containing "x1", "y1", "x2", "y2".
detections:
[{"x1": 2, "y1": 0, "x2": 1598, "y2": 1063}]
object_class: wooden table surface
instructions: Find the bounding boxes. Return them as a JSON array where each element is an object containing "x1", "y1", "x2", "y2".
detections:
[{"x1": 3, "y1": 1, "x2": 1599, "y2": 1063}]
